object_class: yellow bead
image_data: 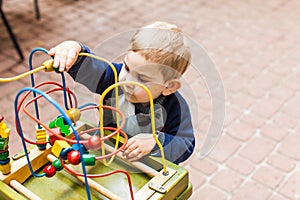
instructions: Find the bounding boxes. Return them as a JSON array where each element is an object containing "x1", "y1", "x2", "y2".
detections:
[
  {"x1": 0, "y1": 163, "x2": 11, "y2": 175},
  {"x1": 35, "y1": 126, "x2": 47, "y2": 142},
  {"x1": 0, "y1": 123, "x2": 10, "y2": 139},
  {"x1": 51, "y1": 140, "x2": 71, "y2": 158},
  {"x1": 66, "y1": 108, "x2": 81, "y2": 123}
]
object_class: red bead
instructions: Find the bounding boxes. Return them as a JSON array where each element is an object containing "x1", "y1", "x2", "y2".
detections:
[
  {"x1": 86, "y1": 135, "x2": 101, "y2": 150},
  {"x1": 67, "y1": 150, "x2": 81, "y2": 165},
  {"x1": 43, "y1": 164, "x2": 56, "y2": 177}
]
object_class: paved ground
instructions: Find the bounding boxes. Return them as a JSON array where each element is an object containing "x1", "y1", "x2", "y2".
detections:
[{"x1": 1, "y1": 0, "x2": 300, "y2": 199}]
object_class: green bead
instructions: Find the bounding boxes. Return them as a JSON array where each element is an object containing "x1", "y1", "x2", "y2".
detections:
[
  {"x1": 0, "y1": 151, "x2": 9, "y2": 160},
  {"x1": 0, "y1": 138, "x2": 9, "y2": 150},
  {"x1": 83, "y1": 154, "x2": 96, "y2": 166},
  {"x1": 52, "y1": 159, "x2": 63, "y2": 171}
]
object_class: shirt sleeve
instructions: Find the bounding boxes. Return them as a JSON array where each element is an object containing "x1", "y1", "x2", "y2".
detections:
[{"x1": 151, "y1": 92, "x2": 195, "y2": 164}]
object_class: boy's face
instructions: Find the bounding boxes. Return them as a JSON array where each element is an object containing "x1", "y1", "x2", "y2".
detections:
[{"x1": 119, "y1": 51, "x2": 167, "y2": 103}]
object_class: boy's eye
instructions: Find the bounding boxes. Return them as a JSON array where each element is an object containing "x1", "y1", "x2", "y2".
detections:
[
  {"x1": 137, "y1": 76, "x2": 147, "y2": 83},
  {"x1": 124, "y1": 64, "x2": 130, "y2": 72}
]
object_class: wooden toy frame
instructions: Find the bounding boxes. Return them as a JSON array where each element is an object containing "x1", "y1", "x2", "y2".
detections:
[{"x1": 0, "y1": 120, "x2": 192, "y2": 200}]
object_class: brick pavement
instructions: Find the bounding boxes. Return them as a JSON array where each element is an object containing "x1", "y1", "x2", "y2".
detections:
[{"x1": 0, "y1": 0, "x2": 300, "y2": 199}]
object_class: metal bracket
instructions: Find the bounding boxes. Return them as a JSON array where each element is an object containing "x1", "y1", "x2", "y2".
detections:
[{"x1": 148, "y1": 182, "x2": 167, "y2": 194}]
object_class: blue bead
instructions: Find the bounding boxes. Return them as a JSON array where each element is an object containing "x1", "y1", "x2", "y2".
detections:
[
  {"x1": 72, "y1": 144, "x2": 88, "y2": 154},
  {"x1": 59, "y1": 147, "x2": 73, "y2": 160},
  {"x1": 0, "y1": 158, "x2": 10, "y2": 165}
]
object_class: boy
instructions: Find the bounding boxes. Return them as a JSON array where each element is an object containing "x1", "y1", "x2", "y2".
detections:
[{"x1": 48, "y1": 21, "x2": 195, "y2": 164}]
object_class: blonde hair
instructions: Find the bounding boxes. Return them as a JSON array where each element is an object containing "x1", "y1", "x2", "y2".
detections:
[{"x1": 129, "y1": 21, "x2": 191, "y2": 80}]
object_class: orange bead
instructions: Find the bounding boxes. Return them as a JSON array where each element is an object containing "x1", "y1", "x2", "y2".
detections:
[{"x1": 85, "y1": 135, "x2": 101, "y2": 150}]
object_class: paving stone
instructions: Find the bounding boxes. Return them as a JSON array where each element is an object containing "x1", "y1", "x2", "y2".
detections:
[
  {"x1": 226, "y1": 120, "x2": 256, "y2": 141},
  {"x1": 252, "y1": 166, "x2": 285, "y2": 189},
  {"x1": 226, "y1": 156, "x2": 255, "y2": 176},
  {"x1": 209, "y1": 134, "x2": 241, "y2": 163},
  {"x1": 279, "y1": 170, "x2": 300, "y2": 200},
  {"x1": 239, "y1": 111, "x2": 268, "y2": 127},
  {"x1": 239, "y1": 136, "x2": 276, "y2": 164},
  {"x1": 191, "y1": 186, "x2": 227, "y2": 200},
  {"x1": 231, "y1": 181, "x2": 272, "y2": 200},
  {"x1": 211, "y1": 169, "x2": 244, "y2": 192},
  {"x1": 278, "y1": 134, "x2": 300, "y2": 161},
  {"x1": 260, "y1": 123, "x2": 290, "y2": 141},
  {"x1": 189, "y1": 156, "x2": 218, "y2": 176},
  {"x1": 267, "y1": 153, "x2": 296, "y2": 173}
]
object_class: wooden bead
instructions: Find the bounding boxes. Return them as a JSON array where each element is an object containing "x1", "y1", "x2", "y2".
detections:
[
  {"x1": 36, "y1": 126, "x2": 47, "y2": 150},
  {"x1": 67, "y1": 150, "x2": 81, "y2": 165},
  {"x1": 0, "y1": 116, "x2": 10, "y2": 139},
  {"x1": 43, "y1": 164, "x2": 56, "y2": 177},
  {"x1": 0, "y1": 163, "x2": 11, "y2": 175},
  {"x1": 83, "y1": 154, "x2": 96, "y2": 166},
  {"x1": 37, "y1": 144, "x2": 47, "y2": 150},
  {"x1": 52, "y1": 159, "x2": 63, "y2": 171},
  {"x1": 0, "y1": 158, "x2": 10, "y2": 165},
  {"x1": 49, "y1": 117, "x2": 70, "y2": 137},
  {"x1": 51, "y1": 140, "x2": 71, "y2": 158},
  {"x1": 60, "y1": 147, "x2": 73, "y2": 160},
  {"x1": 35, "y1": 126, "x2": 46, "y2": 142},
  {"x1": 0, "y1": 150, "x2": 9, "y2": 160},
  {"x1": 0, "y1": 138, "x2": 9, "y2": 151},
  {"x1": 72, "y1": 144, "x2": 88, "y2": 154},
  {"x1": 85, "y1": 135, "x2": 101, "y2": 150},
  {"x1": 66, "y1": 108, "x2": 81, "y2": 123}
]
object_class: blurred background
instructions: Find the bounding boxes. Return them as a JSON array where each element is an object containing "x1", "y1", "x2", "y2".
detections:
[{"x1": 0, "y1": 0, "x2": 300, "y2": 199}]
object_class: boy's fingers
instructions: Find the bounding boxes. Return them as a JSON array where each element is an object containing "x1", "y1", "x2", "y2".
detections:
[
  {"x1": 123, "y1": 142, "x2": 137, "y2": 157},
  {"x1": 127, "y1": 150, "x2": 143, "y2": 161},
  {"x1": 48, "y1": 47, "x2": 56, "y2": 55},
  {"x1": 66, "y1": 50, "x2": 77, "y2": 70},
  {"x1": 59, "y1": 49, "x2": 68, "y2": 72},
  {"x1": 53, "y1": 55, "x2": 60, "y2": 68},
  {"x1": 123, "y1": 139, "x2": 135, "y2": 151}
]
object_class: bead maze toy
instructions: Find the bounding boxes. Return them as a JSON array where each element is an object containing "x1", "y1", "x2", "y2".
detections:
[{"x1": 0, "y1": 48, "x2": 192, "y2": 200}]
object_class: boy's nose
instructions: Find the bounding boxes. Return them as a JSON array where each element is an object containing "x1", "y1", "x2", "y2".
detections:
[{"x1": 124, "y1": 83, "x2": 135, "y2": 92}]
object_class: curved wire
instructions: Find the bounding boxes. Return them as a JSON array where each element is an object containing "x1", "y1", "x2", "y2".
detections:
[
  {"x1": 77, "y1": 102, "x2": 98, "y2": 110},
  {"x1": 14, "y1": 87, "x2": 92, "y2": 200},
  {"x1": 99, "y1": 81, "x2": 167, "y2": 174},
  {"x1": 28, "y1": 48, "x2": 49, "y2": 129},
  {"x1": 60, "y1": 157, "x2": 134, "y2": 200},
  {"x1": 0, "y1": 66, "x2": 46, "y2": 82},
  {"x1": 28, "y1": 48, "x2": 73, "y2": 127},
  {"x1": 78, "y1": 53, "x2": 121, "y2": 165},
  {"x1": 76, "y1": 126, "x2": 128, "y2": 160}
]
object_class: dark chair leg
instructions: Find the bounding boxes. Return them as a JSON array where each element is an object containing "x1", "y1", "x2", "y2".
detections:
[
  {"x1": 0, "y1": 4, "x2": 24, "y2": 61},
  {"x1": 34, "y1": 0, "x2": 40, "y2": 20}
]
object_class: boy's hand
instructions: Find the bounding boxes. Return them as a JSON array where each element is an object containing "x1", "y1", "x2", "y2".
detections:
[
  {"x1": 48, "y1": 41, "x2": 81, "y2": 72},
  {"x1": 122, "y1": 133, "x2": 156, "y2": 162}
]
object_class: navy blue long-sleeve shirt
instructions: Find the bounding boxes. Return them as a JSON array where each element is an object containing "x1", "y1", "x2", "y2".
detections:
[{"x1": 68, "y1": 45, "x2": 195, "y2": 164}]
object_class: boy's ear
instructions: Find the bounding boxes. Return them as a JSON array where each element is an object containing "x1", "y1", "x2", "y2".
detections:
[{"x1": 162, "y1": 79, "x2": 181, "y2": 96}]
